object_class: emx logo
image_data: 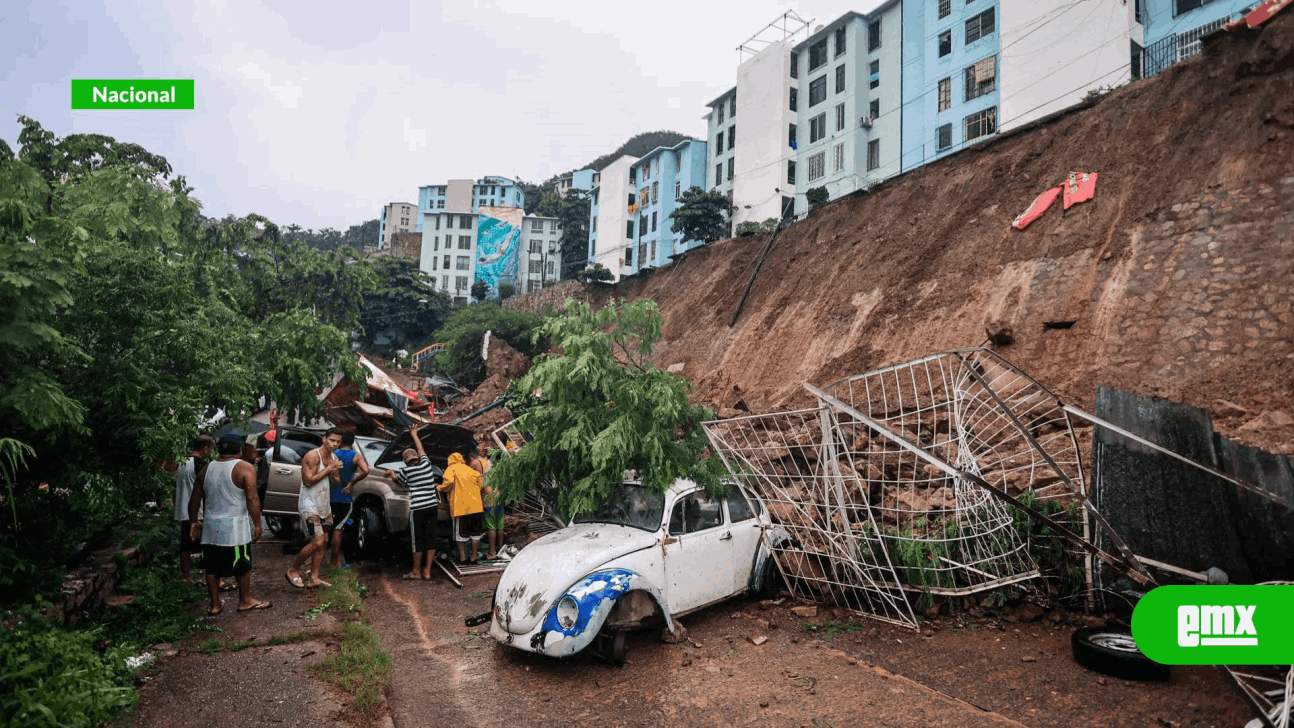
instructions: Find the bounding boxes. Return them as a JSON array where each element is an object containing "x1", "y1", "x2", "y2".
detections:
[
  {"x1": 1177, "y1": 605, "x2": 1257, "y2": 647},
  {"x1": 1133, "y1": 585, "x2": 1293, "y2": 665}
]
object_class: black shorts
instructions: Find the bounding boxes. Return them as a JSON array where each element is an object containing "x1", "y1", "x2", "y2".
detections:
[
  {"x1": 202, "y1": 544, "x2": 253, "y2": 578},
  {"x1": 331, "y1": 501, "x2": 354, "y2": 530},
  {"x1": 409, "y1": 507, "x2": 438, "y2": 553},
  {"x1": 179, "y1": 520, "x2": 201, "y2": 555},
  {"x1": 453, "y1": 512, "x2": 485, "y2": 542}
]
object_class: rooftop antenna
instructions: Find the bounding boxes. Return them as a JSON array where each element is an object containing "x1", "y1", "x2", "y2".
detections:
[{"x1": 737, "y1": 10, "x2": 814, "y2": 64}]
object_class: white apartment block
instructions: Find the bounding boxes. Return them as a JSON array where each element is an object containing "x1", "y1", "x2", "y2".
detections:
[
  {"x1": 519, "y1": 215, "x2": 562, "y2": 293},
  {"x1": 378, "y1": 201, "x2": 416, "y2": 249},
  {"x1": 587, "y1": 154, "x2": 640, "y2": 281}
]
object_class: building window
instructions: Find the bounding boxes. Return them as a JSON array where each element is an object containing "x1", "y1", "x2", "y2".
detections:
[
  {"x1": 728, "y1": 125, "x2": 735, "y2": 150},
  {"x1": 654, "y1": 157, "x2": 660, "y2": 175},
  {"x1": 836, "y1": 103, "x2": 846, "y2": 131},
  {"x1": 674, "y1": 181, "x2": 680, "y2": 198},
  {"x1": 460, "y1": 215, "x2": 472, "y2": 229},
  {"x1": 809, "y1": 76, "x2": 826, "y2": 107},
  {"x1": 652, "y1": 181, "x2": 659, "y2": 203},
  {"x1": 458, "y1": 235, "x2": 471, "y2": 250},
  {"x1": 789, "y1": 123, "x2": 797, "y2": 147},
  {"x1": 729, "y1": 97, "x2": 736, "y2": 117},
  {"x1": 835, "y1": 26, "x2": 847, "y2": 56},
  {"x1": 627, "y1": 220, "x2": 634, "y2": 239},
  {"x1": 867, "y1": 139, "x2": 880, "y2": 171},
  {"x1": 456, "y1": 256, "x2": 470, "y2": 271},
  {"x1": 937, "y1": 123, "x2": 953, "y2": 150},
  {"x1": 939, "y1": 30, "x2": 952, "y2": 57},
  {"x1": 833, "y1": 142, "x2": 845, "y2": 172},
  {"x1": 716, "y1": 131, "x2": 724, "y2": 154},
  {"x1": 549, "y1": 241, "x2": 557, "y2": 253},
  {"x1": 529, "y1": 260, "x2": 543, "y2": 273},
  {"x1": 455, "y1": 275, "x2": 468, "y2": 290},
  {"x1": 938, "y1": 77, "x2": 952, "y2": 111},
  {"x1": 547, "y1": 261, "x2": 555, "y2": 276},
  {"x1": 443, "y1": 255, "x2": 450, "y2": 269},
  {"x1": 787, "y1": 160, "x2": 797, "y2": 185},
  {"x1": 531, "y1": 219, "x2": 544, "y2": 231},
  {"x1": 939, "y1": 0, "x2": 951, "y2": 18},
  {"x1": 592, "y1": 217, "x2": 597, "y2": 233},
  {"x1": 869, "y1": 59, "x2": 880, "y2": 89},
  {"x1": 869, "y1": 99, "x2": 880, "y2": 120},
  {"x1": 790, "y1": 50, "x2": 799, "y2": 78},
  {"x1": 526, "y1": 280, "x2": 540, "y2": 293},
  {"x1": 432, "y1": 257, "x2": 438, "y2": 270},
  {"x1": 807, "y1": 151, "x2": 826, "y2": 182},
  {"x1": 716, "y1": 163, "x2": 723, "y2": 185},
  {"x1": 639, "y1": 215, "x2": 647, "y2": 237},
  {"x1": 651, "y1": 211, "x2": 657, "y2": 232},
  {"x1": 965, "y1": 106, "x2": 997, "y2": 140},
  {"x1": 808, "y1": 38, "x2": 828, "y2": 71},
  {"x1": 868, "y1": 19, "x2": 882, "y2": 51},
  {"x1": 727, "y1": 157, "x2": 734, "y2": 180},
  {"x1": 964, "y1": 56, "x2": 997, "y2": 101},
  {"x1": 717, "y1": 102, "x2": 724, "y2": 124},
  {"x1": 810, "y1": 113, "x2": 827, "y2": 143},
  {"x1": 434, "y1": 216, "x2": 440, "y2": 230},
  {"x1": 1174, "y1": 0, "x2": 1216, "y2": 15},
  {"x1": 966, "y1": 8, "x2": 995, "y2": 44},
  {"x1": 551, "y1": 220, "x2": 558, "y2": 232},
  {"x1": 433, "y1": 236, "x2": 439, "y2": 251},
  {"x1": 789, "y1": 87, "x2": 797, "y2": 111},
  {"x1": 643, "y1": 162, "x2": 650, "y2": 180},
  {"x1": 530, "y1": 239, "x2": 542, "y2": 253},
  {"x1": 835, "y1": 64, "x2": 846, "y2": 93},
  {"x1": 624, "y1": 246, "x2": 633, "y2": 266},
  {"x1": 442, "y1": 275, "x2": 449, "y2": 290}
]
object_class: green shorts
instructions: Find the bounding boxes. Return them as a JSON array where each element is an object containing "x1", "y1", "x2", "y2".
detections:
[{"x1": 482, "y1": 505, "x2": 505, "y2": 532}]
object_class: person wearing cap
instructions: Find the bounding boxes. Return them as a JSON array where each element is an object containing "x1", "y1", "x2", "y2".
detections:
[
  {"x1": 176, "y1": 434, "x2": 215, "y2": 586},
  {"x1": 188, "y1": 433, "x2": 270, "y2": 615},
  {"x1": 386, "y1": 423, "x2": 439, "y2": 580},
  {"x1": 286, "y1": 427, "x2": 343, "y2": 589}
]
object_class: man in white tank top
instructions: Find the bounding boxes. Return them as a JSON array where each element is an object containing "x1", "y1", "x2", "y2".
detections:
[
  {"x1": 188, "y1": 433, "x2": 270, "y2": 615},
  {"x1": 286, "y1": 428, "x2": 344, "y2": 589}
]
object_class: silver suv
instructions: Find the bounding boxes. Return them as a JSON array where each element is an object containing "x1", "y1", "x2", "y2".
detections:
[{"x1": 258, "y1": 423, "x2": 477, "y2": 555}]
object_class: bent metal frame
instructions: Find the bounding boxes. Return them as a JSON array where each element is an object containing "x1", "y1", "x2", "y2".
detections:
[{"x1": 702, "y1": 348, "x2": 1289, "y2": 727}]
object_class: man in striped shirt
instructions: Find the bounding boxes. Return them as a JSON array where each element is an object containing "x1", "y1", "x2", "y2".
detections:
[{"x1": 387, "y1": 424, "x2": 440, "y2": 580}]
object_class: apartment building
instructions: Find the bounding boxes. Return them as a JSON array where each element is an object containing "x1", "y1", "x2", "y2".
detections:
[
  {"x1": 557, "y1": 169, "x2": 596, "y2": 197},
  {"x1": 415, "y1": 177, "x2": 526, "y2": 232},
  {"x1": 418, "y1": 206, "x2": 561, "y2": 301},
  {"x1": 704, "y1": 86, "x2": 737, "y2": 215},
  {"x1": 625, "y1": 139, "x2": 710, "y2": 274},
  {"x1": 586, "y1": 154, "x2": 640, "y2": 281},
  {"x1": 518, "y1": 214, "x2": 563, "y2": 293},
  {"x1": 420, "y1": 210, "x2": 481, "y2": 303},
  {"x1": 793, "y1": 2, "x2": 903, "y2": 214},
  {"x1": 377, "y1": 201, "x2": 416, "y2": 249},
  {"x1": 1141, "y1": 0, "x2": 1256, "y2": 76}
]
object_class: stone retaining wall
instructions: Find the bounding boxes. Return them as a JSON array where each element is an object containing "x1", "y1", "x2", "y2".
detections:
[{"x1": 501, "y1": 280, "x2": 592, "y2": 315}]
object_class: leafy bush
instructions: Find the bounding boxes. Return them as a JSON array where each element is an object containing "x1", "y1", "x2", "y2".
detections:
[
  {"x1": 0, "y1": 607, "x2": 137, "y2": 727},
  {"x1": 806, "y1": 186, "x2": 829, "y2": 211},
  {"x1": 575, "y1": 265, "x2": 614, "y2": 283},
  {"x1": 431, "y1": 303, "x2": 546, "y2": 390}
]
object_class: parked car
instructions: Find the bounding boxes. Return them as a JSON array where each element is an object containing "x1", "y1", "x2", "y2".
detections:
[
  {"x1": 258, "y1": 423, "x2": 476, "y2": 554},
  {"x1": 488, "y1": 478, "x2": 779, "y2": 665}
]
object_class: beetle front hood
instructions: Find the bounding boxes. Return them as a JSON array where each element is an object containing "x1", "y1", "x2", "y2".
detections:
[{"x1": 494, "y1": 523, "x2": 658, "y2": 635}]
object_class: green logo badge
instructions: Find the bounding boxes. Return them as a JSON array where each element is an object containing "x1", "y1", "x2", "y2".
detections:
[
  {"x1": 1131, "y1": 585, "x2": 1294, "y2": 665},
  {"x1": 71, "y1": 80, "x2": 194, "y2": 110}
]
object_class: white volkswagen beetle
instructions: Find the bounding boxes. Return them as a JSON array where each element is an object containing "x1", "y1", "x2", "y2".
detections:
[{"x1": 489, "y1": 479, "x2": 778, "y2": 665}]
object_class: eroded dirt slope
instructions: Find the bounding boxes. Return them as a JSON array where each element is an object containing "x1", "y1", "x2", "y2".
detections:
[{"x1": 611, "y1": 14, "x2": 1294, "y2": 450}]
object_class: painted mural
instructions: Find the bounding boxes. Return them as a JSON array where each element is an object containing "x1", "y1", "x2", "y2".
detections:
[{"x1": 475, "y1": 206, "x2": 523, "y2": 293}]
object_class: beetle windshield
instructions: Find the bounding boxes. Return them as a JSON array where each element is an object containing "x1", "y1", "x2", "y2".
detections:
[{"x1": 571, "y1": 484, "x2": 666, "y2": 532}]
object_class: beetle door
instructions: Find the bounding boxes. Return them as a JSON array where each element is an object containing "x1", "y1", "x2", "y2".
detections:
[
  {"x1": 662, "y1": 490, "x2": 735, "y2": 613},
  {"x1": 724, "y1": 488, "x2": 765, "y2": 593}
]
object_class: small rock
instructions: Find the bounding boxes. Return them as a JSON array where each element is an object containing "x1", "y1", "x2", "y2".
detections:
[
  {"x1": 667, "y1": 362, "x2": 685, "y2": 374},
  {"x1": 749, "y1": 635, "x2": 768, "y2": 646},
  {"x1": 1098, "y1": 677, "x2": 1107, "y2": 685},
  {"x1": 1239, "y1": 410, "x2": 1294, "y2": 431},
  {"x1": 1213, "y1": 399, "x2": 1248, "y2": 419},
  {"x1": 1014, "y1": 603, "x2": 1046, "y2": 623},
  {"x1": 790, "y1": 606, "x2": 818, "y2": 618},
  {"x1": 791, "y1": 637, "x2": 799, "y2": 644},
  {"x1": 661, "y1": 623, "x2": 689, "y2": 644},
  {"x1": 1021, "y1": 655, "x2": 1037, "y2": 662},
  {"x1": 846, "y1": 656, "x2": 858, "y2": 665},
  {"x1": 1077, "y1": 614, "x2": 1107, "y2": 628},
  {"x1": 759, "y1": 700, "x2": 769, "y2": 708}
]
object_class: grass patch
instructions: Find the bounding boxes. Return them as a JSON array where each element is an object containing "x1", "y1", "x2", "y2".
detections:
[
  {"x1": 467, "y1": 590, "x2": 492, "y2": 599},
  {"x1": 314, "y1": 568, "x2": 364, "y2": 620},
  {"x1": 196, "y1": 637, "x2": 222, "y2": 654},
  {"x1": 802, "y1": 619, "x2": 868, "y2": 640},
  {"x1": 307, "y1": 621, "x2": 392, "y2": 719}
]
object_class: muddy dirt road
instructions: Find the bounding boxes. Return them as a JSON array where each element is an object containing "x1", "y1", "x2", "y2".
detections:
[{"x1": 134, "y1": 543, "x2": 1254, "y2": 727}]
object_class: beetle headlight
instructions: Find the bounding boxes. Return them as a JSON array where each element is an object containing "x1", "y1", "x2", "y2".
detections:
[{"x1": 555, "y1": 595, "x2": 579, "y2": 629}]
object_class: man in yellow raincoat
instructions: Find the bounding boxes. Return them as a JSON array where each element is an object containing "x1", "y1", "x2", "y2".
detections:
[{"x1": 439, "y1": 451, "x2": 485, "y2": 564}]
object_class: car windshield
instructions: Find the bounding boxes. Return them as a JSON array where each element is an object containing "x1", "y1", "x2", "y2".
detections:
[{"x1": 571, "y1": 483, "x2": 667, "y2": 532}]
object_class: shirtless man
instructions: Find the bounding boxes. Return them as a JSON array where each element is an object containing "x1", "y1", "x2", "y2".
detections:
[{"x1": 285, "y1": 428, "x2": 343, "y2": 589}]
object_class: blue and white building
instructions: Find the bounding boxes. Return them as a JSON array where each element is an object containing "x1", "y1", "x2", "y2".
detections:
[
  {"x1": 1140, "y1": 0, "x2": 1257, "y2": 76},
  {"x1": 625, "y1": 139, "x2": 710, "y2": 273},
  {"x1": 557, "y1": 169, "x2": 596, "y2": 197},
  {"x1": 415, "y1": 176, "x2": 526, "y2": 232}
]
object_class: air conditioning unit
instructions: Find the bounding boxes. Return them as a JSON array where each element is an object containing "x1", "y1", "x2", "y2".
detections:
[{"x1": 860, "y1": 116, "x2": 874, "y2": 129}]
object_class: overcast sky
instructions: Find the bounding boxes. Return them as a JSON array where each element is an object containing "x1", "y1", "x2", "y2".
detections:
[{"x1": 3, "y1": 0, "x2": 883, "y2": 231}]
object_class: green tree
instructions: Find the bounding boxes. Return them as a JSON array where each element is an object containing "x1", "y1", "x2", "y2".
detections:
[
  {"x1": 431, "y1": 302, "x2": 546, "y2": 390},
  {"x1": 575, "y1": 264, "x2": 614, "y2": 283},
  {"x1": 806, "y1": 186, "x2": 829, "y2": 212},
  {"x1": 555, "y1": 190, "x2": 591, "y2": 280},
  {"x1": 359, "y1": 256, "x2": 452, "y2": 353},
  {"x1": 0, "y1": 117, "x2": 376, "y2": 598},
  {"x1": 471, "y1": 279, "x2": 490, "y2": 302},
  {"x1": 668, "y1": 187, "x2": 731, "y2": 245},
  {"x1": 497, "y1": 283, "x2": 517, "y2": 301},
  {"x1": 486, "y1": 299, "x2": 725, "y2": 517}
]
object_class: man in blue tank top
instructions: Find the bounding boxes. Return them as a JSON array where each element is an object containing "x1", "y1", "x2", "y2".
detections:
[{"x1": 329, "y1": 431, "x2": 369, "y2": 569}]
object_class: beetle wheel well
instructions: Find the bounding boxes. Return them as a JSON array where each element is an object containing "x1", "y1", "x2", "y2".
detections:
[{"x1": 605, "y1": 589, "x2": 664, "y2": 629}]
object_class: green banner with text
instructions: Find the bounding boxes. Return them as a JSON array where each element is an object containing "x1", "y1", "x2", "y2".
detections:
[
  {"x1": 71, "y1": 80, "x2": 194, "y2": 110},
  {"x1": 1131, "y1": 585, "x2": 1294, "y2": 665}
]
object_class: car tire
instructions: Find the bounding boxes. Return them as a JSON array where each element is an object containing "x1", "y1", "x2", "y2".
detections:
[
  {"x1": 1071, "y1": 626, "x2": 1169, "y2": 681},
  {"x1": 607, "y1": 630, "x2": 627, "y2": 667},
  {"x1": 265, "y1": 515, "x2": 293, "y2": 539},
  {"x1": 355, "y1": 503, "x2": 384, "y2": 558},
  {"x1": 755, "y1": 556, "x2": 782, "y2": 598}
]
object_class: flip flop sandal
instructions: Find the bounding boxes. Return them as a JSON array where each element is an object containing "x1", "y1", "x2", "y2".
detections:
[
  {"x1": 237, "y1": 601, "x2": 273, "y2": 612},
  {"x1": 285, "y1": 573, "x2": 306, "y2": 589}
]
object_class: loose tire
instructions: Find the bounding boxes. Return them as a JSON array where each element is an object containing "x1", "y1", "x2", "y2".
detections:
[{"x1": 1072, "y1": 626, "x2": 1169, "y2": 681}]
